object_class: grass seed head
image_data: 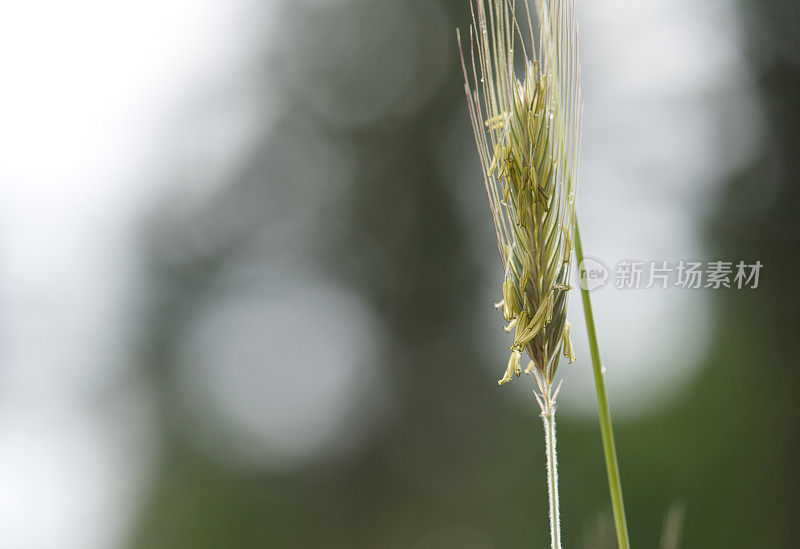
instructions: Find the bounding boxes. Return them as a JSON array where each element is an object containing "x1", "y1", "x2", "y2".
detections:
[{"x1": 459, "y1": 0, "x2": 582, "y2": 394}]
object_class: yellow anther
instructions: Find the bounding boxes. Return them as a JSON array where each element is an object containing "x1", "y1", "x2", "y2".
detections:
[
  {"x1": 562, "y1": 322, "x2": 576, "y2": 364},
  {"x1": 484, "y1": 113, "x2": 508, "y2": 131},
  {"x1": 498, "y1": 349, "x2": 522, "y2": 386},
  {"x1": 524, "y1": 359, "x2": 536, "y2": 375}
]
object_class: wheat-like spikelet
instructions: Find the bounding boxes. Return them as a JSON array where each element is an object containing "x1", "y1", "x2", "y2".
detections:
[{"x1": 459, "y1": 0, "x2": 581, "y2": 403}]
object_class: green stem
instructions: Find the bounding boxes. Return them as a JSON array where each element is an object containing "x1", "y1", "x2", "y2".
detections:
[
  {"x1": 574, "y1": 221, "x2": 631, "y2": 549},
  {"x1": 542, "y1": 402, "x2": 561, "y2": 549}
]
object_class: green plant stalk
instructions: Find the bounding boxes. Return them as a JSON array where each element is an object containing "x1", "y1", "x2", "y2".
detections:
[
  {"x1": 574, "y1": 221, "x2": 631, "y2": 549},
  {"x1": 541, "y1": 404, "x2": 561, "y2": 549}
]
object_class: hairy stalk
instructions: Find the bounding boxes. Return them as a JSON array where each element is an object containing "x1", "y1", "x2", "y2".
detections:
[
  {"x1": 574, "y1": 221, "x2": 630, "y2": 549},
  {"x1": 542, "y1": 399, "x2": 561, "y2": 549}
]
